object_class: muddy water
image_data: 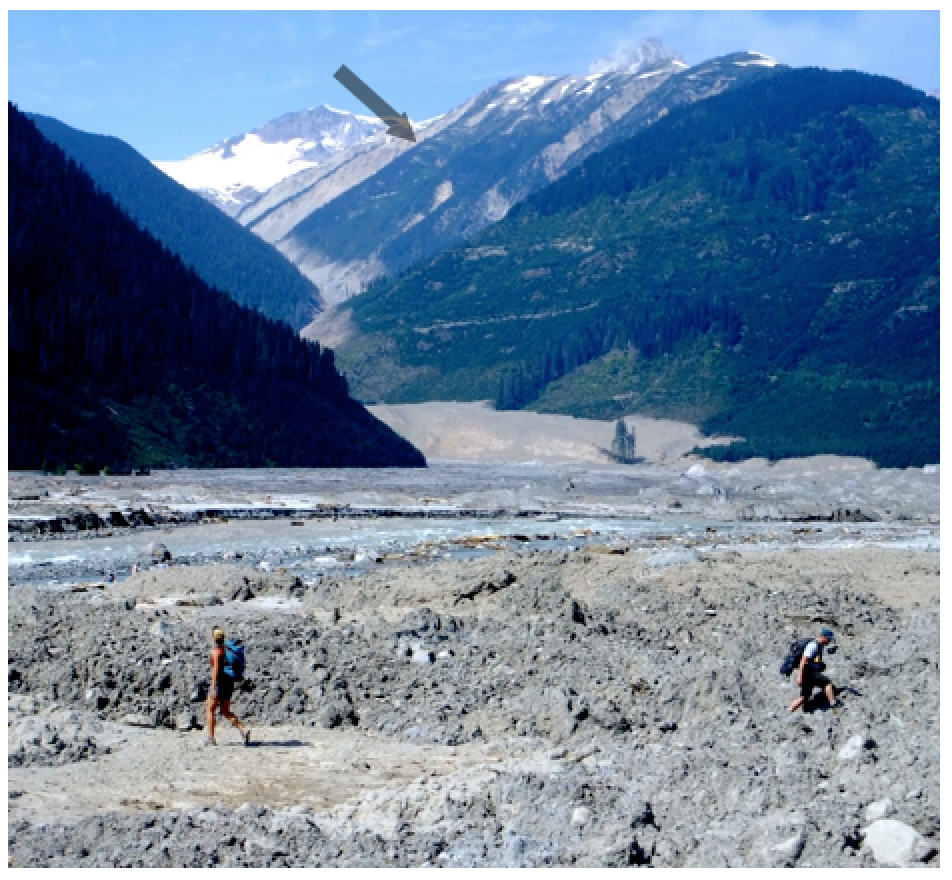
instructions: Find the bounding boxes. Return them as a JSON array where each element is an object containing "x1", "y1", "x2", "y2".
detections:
[
  {"x1": 8, "y1": 516, "x2": 666, "y2": 575},
  {"x1": 8, "y1": 513, "x2": 939, "y2": 590}
]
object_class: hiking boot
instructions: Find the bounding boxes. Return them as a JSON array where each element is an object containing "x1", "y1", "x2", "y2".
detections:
[{"x1": 242, "y1": 729, "x2": 252, "y2": 747}]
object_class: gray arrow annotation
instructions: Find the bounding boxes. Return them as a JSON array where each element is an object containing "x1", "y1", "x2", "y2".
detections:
[{"x1": 333, "y1": 65, "x2": 416, "y2": 143}]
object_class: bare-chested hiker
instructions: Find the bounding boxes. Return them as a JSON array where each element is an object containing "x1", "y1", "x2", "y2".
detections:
[{"x1": 205, "y1": 626, "x2": 251, "y2": 747}]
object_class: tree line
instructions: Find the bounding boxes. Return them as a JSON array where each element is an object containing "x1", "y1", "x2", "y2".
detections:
[{"x1": 496, "y1": 292, "x2": 741, "y2": 409}]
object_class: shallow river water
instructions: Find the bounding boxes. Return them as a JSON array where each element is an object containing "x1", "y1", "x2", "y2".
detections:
[{"x1": 7, "y1": 513, "x2": 939, "y2": 590}]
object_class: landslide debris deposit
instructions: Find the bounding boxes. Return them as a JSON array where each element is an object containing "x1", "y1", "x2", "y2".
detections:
[{"x1": 7, "y1": 534, "x2": 940, "y2": 868}]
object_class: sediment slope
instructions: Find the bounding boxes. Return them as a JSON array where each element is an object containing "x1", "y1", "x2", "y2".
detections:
[{"x1": 368, "y1": 401, "x2": 734, "y2": 463}]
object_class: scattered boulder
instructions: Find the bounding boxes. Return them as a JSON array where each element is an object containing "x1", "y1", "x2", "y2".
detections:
[
  {"x1": 454, "y1": 569, "x2": 516, "y2": 604},
  {"x1": 864, "y1": 798, "x2": 897, "y2": 822},
  {"x1": 838, "y1": 733, "x2": 876, "y2": 762},
  {"x1": 144, "y1": 542, "x2": 171, "y2": 562},
  {"x1": 8, "y1": 718, "x2": 108, "y2": 768},
  {"x1": 861, "y1": 818, "x2": 924, "y2": 867},
  {"x1": 121, "y1": 712, "x2": 159, "y2": 729},
  {"x1": 5, "y1": 542, "x2": 940, "y2": 868}
]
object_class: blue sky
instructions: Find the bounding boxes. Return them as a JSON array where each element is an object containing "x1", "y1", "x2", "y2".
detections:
[{"x1": 8, "y1": 10, "x2": 940, "y2": 160}]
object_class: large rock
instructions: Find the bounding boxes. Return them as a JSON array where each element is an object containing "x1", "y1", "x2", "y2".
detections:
[
  {"x1": 318, "y1": 700, "x2": 356, "y2": 729},
  {"x1": 570, "y1": 806, "x2": 591, "y2": 826},
  {"x1": 772, "y1": 829, "x2": 806, "y2": 864},
  {"x1": 861, "y1": 818, "x2": 923, "y2": 867},
  {"x1": 644, "y1": 549, "x2": 697, "y2": 569},
  {"x1": 837, "y1": 733, "x2": 876, "y2": 762},
  {"x1": 121, "y1": 712, "x2": 159, "y2": 729},
  {"x1": 144, "y1": 542, "x2": 171, "y2": 562}
]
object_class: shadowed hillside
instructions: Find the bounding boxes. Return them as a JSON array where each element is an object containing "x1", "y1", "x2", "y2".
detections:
[
  {"x1": 8, "y1": 104, "x2": 425, "y2": 472},
  {"x1": 30, "y1": 113, "x2": 322, "y2": 329}
]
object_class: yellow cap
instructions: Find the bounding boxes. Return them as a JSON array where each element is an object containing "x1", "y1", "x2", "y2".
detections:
[{"x1": 212, "y1": 627, "x2": 225, "y2": 642}]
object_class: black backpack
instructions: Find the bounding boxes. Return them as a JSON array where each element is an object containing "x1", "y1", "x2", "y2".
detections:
[{"x1": 779, "y1": 637, "x2": 813, "y2": 677}]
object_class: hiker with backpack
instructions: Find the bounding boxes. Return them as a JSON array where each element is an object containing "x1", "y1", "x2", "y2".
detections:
[
  {"x1": 205, "y1": 626, "x2": 251, "y2": 747},
  {"x1": 784, "y1": 628, "x2": 838, "y2": 713}
]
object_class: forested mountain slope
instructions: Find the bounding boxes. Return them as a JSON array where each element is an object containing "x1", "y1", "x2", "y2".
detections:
[
  {"x1": 8, "y1": 104, "x2": 425, "y2": 472},
  {"x1": 334, "y1": 68, "x2": 938, "y2": 467},
  {"x1": 29, "y1": 113, "x2": 322, "y2": 329}
]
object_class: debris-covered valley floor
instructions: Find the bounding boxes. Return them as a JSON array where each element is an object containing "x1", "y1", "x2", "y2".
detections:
[{"x1": 7, "y1": 529, "x2": 940, "y2": 867}]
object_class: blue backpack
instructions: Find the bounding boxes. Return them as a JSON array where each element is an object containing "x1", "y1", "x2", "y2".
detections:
[{"x1": 223, "y1": 640, "x2": 245, "y2": 681}]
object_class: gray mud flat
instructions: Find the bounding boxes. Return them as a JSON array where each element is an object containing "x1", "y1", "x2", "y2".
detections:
[
  {"x1": 7, "y1": 534, "x2": 940, "y2": 868},
  {"x1": 8, "y1": 458, "x2": 939, "y2": 543}
]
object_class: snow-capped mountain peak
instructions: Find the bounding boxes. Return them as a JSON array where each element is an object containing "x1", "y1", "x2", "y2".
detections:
[{"x1": 154, "y1": 104, "x2": 390, "y2": 215}]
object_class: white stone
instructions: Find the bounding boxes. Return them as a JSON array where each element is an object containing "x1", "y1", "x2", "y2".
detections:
[
  {"x1": 571, "y1": 806, "x2": 591, "y2": 826},
  {"x1": 411, "y1": 646, "x2": 435, "y2": 664},
  {"x1": 837, "y1": 734, "x2": 871, "y2": 761},
  {"x1": 861, "y1": 818, "x2": 922, "y2": 867},
  {"x1": 773, "y1": 828, "x2": 806, "y2": 861},
  {"x1": 121, "y1": 712, "x2": 157, "y2": 728},
  {"x1": 150, "y1": 620, "x2": 174, "y2": 639},
  {"x1": 864, "y1": 798, "x2": 897, "y2": 821}
]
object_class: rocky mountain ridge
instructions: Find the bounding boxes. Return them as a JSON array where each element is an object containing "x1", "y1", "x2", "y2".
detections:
[
  {"x1": 152, "y1": 44, "x2": 774, "y2": 322},
  {"x1": 285, "y1": 50, "x2": 774, "y2": 319},
  {"x1": 154, "y1": 104, "x2": 389, "y2": 216}
]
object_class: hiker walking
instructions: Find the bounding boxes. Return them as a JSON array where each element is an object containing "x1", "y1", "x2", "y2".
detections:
[
  {"x1": 787, "y1": 628, "x2": 838, "y2": 712},
  {"x1": 205, "y1": 626, "x2": 251, "y2": 746}
]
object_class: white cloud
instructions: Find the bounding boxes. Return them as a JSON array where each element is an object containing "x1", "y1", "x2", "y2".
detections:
[
  {"x1": 360, "y1": 25, "x2": 416, "y2": 51},
  {"x1": 276, "y1": 73, "x2": 313, "y2": 94},
  {"x1": 589, "y1": 36, "x2": 684, "y2": 75}
]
